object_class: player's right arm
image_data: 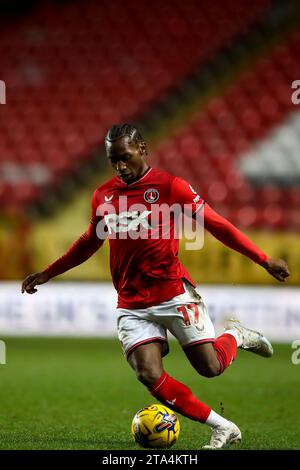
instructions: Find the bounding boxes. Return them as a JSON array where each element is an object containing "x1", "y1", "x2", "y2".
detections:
[{"x1": 21, "y1": 190, "x2": 105, "y2": 294}]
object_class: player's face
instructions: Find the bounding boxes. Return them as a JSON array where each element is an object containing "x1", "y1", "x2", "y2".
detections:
[{"x1": 106, "y1": 136, "x2": 148, "y2": 184}]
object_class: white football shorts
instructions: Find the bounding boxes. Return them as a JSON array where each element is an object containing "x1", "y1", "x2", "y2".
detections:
[{"x1": 117, "y1": 280, "x2": 215, "y2": 359}]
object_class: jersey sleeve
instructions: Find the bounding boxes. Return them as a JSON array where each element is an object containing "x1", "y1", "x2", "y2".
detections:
[
  {"x1": 170, "y1": 177, "x2": 205, "y2": 215},
  {"x1": 204, "y1": 203, "x2": 268, "y2": 264},
  {"x1": 43, "y1": 190, "x2": 105, "y2": 279}
]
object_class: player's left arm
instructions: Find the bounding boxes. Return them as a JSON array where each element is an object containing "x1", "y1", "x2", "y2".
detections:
[
  {"x1": 170, "y1": 176, "x2": 290, "y2": 282},
  {"x1": 200, "y1": 203, "x2": 290, "y2": 282}
]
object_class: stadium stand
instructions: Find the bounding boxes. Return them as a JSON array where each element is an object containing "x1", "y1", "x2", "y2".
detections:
[
  {"x1": 0, "y1": 0, "x2": 270, "y2": 214},
  {"x1": 0, "y1": 0, "x2": 299, "y2": 283},
  {"x1": 151, "y1": 30, "x2": 300, "y2": 229}
]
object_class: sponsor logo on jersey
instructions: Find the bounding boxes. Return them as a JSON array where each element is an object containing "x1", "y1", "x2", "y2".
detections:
[
  {"x1": 144, "y1": 188, "x2": 159, "y2": 204},
  {"x1": 96, "y1": 195, "x2": 205, "y2": 249},
  {"x1": 104, "y1": 210, "x2": 152, "y2": 233}
]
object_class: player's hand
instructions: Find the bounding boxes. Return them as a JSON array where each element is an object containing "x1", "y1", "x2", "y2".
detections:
[
  {"x1": 261, "y1": 258, "x2": 290, "y2": 282},
  {"x1": 21, "y1": 271, "x2": 50, "y2": 294}
]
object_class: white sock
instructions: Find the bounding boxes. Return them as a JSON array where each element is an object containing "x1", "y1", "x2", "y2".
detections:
[
  {"x1": 224, "y1": 329, "x2": 242, "y2": 347},
  {"x1": 205, "y1": 410, "x2": 230, "y2": 428}
]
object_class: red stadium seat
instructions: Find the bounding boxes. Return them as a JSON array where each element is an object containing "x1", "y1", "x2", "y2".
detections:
[
  {"x1": 1, "y1": 0, "x2": 297, "y2": 229},
  {"x1": 153, "y1": 30, "x2": 300, "y2": 229}
]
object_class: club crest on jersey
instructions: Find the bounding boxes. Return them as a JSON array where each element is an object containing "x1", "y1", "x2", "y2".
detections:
[{"x1": 144, "y1": 188, "x2": 159, "y2": 204}]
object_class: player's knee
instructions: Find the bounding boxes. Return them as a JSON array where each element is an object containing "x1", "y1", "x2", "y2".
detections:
[
  {"x1": 198, "y1": 361, "x2": 220, "y2": 378},
  {"x1": 136, "y1": 367, "x2": 162, "y2": 388}
]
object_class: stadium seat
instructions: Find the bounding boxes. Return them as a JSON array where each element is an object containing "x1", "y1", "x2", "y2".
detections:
[
  {"x1": 152, "y1": 30, "x2": 300, "y2": 229},
  {"x1": 0, "y1": 0, "x2": 270, "y2": 213}
]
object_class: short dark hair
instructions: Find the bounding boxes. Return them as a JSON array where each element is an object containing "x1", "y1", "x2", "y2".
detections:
[{"x1": 105, "y1": 123, "x2": 143, "y2": 146}]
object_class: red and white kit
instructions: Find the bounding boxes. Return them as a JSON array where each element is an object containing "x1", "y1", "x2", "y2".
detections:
[{"x1": 45, "y1": 167, "x2": 267, "y2": 357}]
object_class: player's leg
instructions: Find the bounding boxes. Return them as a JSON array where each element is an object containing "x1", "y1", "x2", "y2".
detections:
[
  {"x1": 127, "y1": 341, "x2": 164, "y2": 387},
  {"x1": 127, "y1": 341, "x2": 241, "y2": 449},
  {"x1": 118, "y1": 306, "x2": 241, "y2": 448},
  {"x1": 162, "y1": 301, "x2": 238, "y2": 378},
  {"x1": 183, "y1": 333, "x2": 239, "y2": 378},
  {"x1": 185, "y1": 318, "x2": 274, "y2": 377},
  {"x1": 177, "y1": 320, "x2": 272, "y2": 378},
  {"x1": 128, "y1": 340, "x2": 210, "y2": 422},
  {"x1": 161, "y1": 288, "x2": 272, "y2": 378}
]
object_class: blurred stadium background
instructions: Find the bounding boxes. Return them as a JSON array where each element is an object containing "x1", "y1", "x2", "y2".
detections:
[
  {"x1": 1, "y1": 0, "x2": 300, "y2": 283},
  {"x1": 0, "y1": 0, "x2": 300, "y2": 450}
]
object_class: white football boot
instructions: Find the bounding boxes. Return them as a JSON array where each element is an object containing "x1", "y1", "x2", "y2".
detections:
[
  {"x1": 203, "y1": 421, "x2": 242, "y2": 450},
  {"x1": 225, "y1": 318, "x2": 273, "y2": 358}
]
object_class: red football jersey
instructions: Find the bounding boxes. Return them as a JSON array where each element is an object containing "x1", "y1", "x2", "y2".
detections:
[
  {"x1": 45, "y1": 167, "x2": 267, "y2": 309},
  {"x1": 91, "y1": 167, "x2": 203, "y2": 309}
]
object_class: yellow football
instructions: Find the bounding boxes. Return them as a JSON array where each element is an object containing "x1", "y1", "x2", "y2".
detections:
[{"x1": 131, "y1": 404, "x2": 180, "y2": 449}]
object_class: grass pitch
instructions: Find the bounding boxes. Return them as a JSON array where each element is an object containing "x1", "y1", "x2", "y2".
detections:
[{"x1": 0, "y1": 338, "x2": 299, "y2": 450}]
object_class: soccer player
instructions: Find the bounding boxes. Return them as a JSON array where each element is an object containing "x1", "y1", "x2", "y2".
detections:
[{"x1": 22, "y1": 124, "x2": 290, "y2": 449}]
